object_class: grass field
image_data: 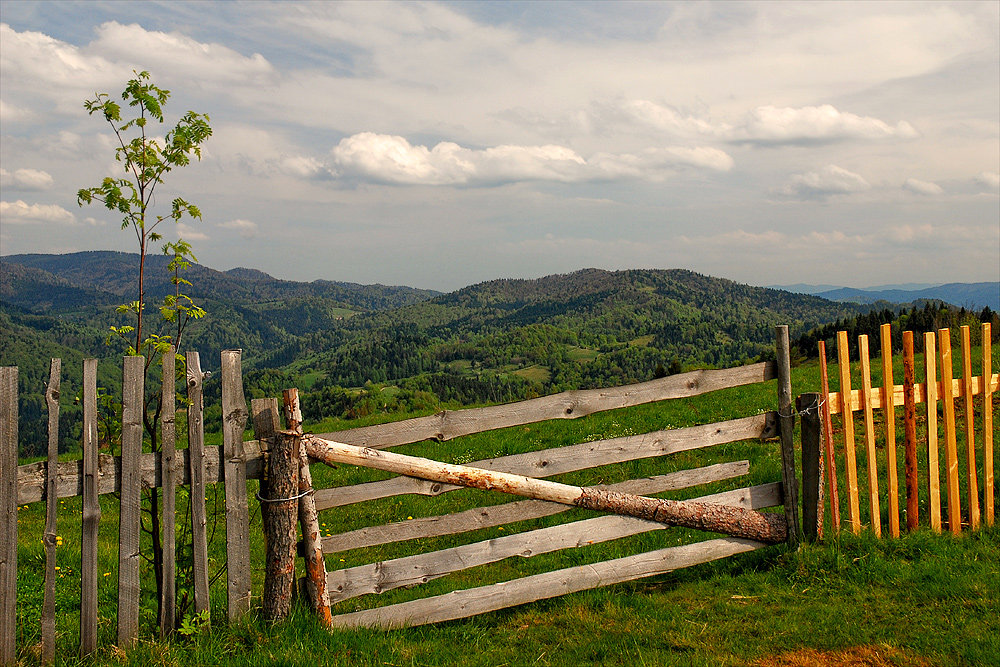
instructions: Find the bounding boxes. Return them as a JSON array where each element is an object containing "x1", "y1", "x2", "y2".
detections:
[{"x1": 9, "y1": 355, "x2": 999, "y2": 666}]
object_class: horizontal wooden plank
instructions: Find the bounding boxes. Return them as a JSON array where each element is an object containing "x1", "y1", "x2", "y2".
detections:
[
  {"x1": 827, "y1": 373, "x2": 998, "y2": 414},
  {"x1": 321, "y1": 460, "x2": 753, "y2": 553},
  {"x1": 314, "y1": 413, "x2": 776, "y2": 510},
  {"x1": 16, "y1": 440, "x2": 267, "y2": 505},
  {"x1": 330, "y1": 536, "x2": 766, "y2": 629},
  {"x1": 316, "y1": 363, "x2": 776, "y2": 449},
  {"x1": 327, "y1": 481, "x2": 781, "y2": 603}
]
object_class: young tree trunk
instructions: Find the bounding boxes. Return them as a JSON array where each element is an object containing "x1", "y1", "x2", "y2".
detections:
[{"x1": 303, "y1": 436, "x2": 786, "y2": 544}]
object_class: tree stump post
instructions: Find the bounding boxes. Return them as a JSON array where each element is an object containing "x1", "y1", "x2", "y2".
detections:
[
  {"x1": 262, "y1": 427, "x2": 300, "y2": 621},
  {"x1": 798, "y1": 392, "x2": 822, "y2": 542}
]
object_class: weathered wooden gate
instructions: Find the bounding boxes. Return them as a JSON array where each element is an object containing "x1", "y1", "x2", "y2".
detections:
[{"x1": 258, "y1": 326, "x2": 802, "y2": 629}]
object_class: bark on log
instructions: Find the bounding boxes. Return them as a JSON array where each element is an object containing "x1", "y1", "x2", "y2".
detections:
[
  {"x1": 303, "y1": 436, "x2": 786, "y2": 544},
  {"x1": 283, "y1": 389, "x2": 332, "y2": 628},
  {"x1": 262, "y1": 430, "x2": 299, "y2": 621}
]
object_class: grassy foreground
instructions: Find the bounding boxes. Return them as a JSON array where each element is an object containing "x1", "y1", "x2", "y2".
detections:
[{"x1": 18, "y1": 527, "x2": 998, "y2": 666}]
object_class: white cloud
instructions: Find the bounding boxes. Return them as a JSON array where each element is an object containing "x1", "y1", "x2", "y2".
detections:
[
  {"x1": 173, "y1": 221, "x2": 209, "y2": 241},
  {"x1": 0, "y1": 99, "x2": 32, "y2": 122},
  {"x1": 218, "y1": 219, "x2": 259, "y2": 238},
  {"x1": 91, "y1": 22, "x2": 278, "y2": 86},
  {"x1": 0, "y1": 200, "x2": 76, "y2": 224},
  {"x1": 779, "y1": 165, "x2": 871, "y2": 199},
  {"x1": 731, "y1": 105, "x2": 918, "y2": 145},
  {"x1": 975, "y1": 171, "x2": 1000, "y2": 190},
  {"x1": 330, "y1": 132, "x2": 732, "y2": 186},
  {"x1": 0, "y1": 168, "x2": 54, "y2": 190},
  {"x1": 902, "y1": 178, "x2": 943, "y2": 196}
]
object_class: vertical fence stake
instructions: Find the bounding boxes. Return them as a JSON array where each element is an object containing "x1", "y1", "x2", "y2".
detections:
[
  {"x1": 118, "y1": 355, "x2": 144, "y2": 647},
  {"x1": 798, "y1": 392, "x2": 822, "y2": 542},
  {"x1": 80, "y1": 359, "x2": 100, "y2": 655},
  {"x1": 880, "y1": 324, "x2": 899, "y2": 538},
  {"x1": 837, "y1": 331, "x2": 861, "y2": 534},
  {"x1": 776, "y1": 326, "x2": 799, "y2": 548},
  {"x1": 42, "y1": 360, "x2": 60, "y2": 663},
  {"x1": 283, "y1": 389, "x2": 332, "y2": 627},
  {"x1": 983, "y1": 323, "x2": 994, "y2": 527},
  {"x1": 924, "y1": 332, "x2": 941, "y2": 533},
  {"x1": 938, "y1": 329, "x2": 961, "y2": 535},
  {"x1": 960, "y1": 326, "x2": 980, "y2": 530},
  {"x1": 221, "y1": 350, "x2": 251, "y2": 620},
  {"x1": 0, "y1": 367, "x2": 18, "y2": 667},
  {"x1": 263, "y1": 427, "x2": 299, "y2": 621},
  {"x1": 818, "y1": 341, "x2": 839, "y2": 534},
  {"x1": 160, "y1": 347, "x2": 177, "y2": 635},
  {"x1": 186, "y1": 352, "x2": 211, "y2": 621},
  {"x1": 858, "y1": 335, "x2": 881, "y2": 537},
  {"x1": 251, "y1": 397, "x2": 281, "y2": 600},
  {"x1": 902, "y1": 332, "x2": 919, "y2": 531}
]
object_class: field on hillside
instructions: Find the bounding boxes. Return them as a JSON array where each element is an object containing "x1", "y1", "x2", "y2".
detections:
[{"x1": 9, "y1": 356, "x2": 999, "y2": 666}]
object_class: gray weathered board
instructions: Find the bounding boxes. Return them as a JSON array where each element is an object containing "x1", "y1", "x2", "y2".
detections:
[
  {"x1": 330, "y1": 536, "x2": 765, "y2": 629},
  {"x1": 327, "y1": 481, "x2": 782, "y2": 604}
]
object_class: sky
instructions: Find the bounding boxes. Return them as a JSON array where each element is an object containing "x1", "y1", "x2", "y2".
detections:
[{"x1": 1, "y1": 1, "x2": 998, "y2": 292}]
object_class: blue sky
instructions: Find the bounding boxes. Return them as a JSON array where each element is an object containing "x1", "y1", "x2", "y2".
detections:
[{"x1": 1, "y1": 1, "x2": 997, "y2": 291}]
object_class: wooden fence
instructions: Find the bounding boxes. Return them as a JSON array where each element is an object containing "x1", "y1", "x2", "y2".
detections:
[
  {"x1": 818, "y1": 323, "x2": 996, "y2": 537},
  {"x1": 1, "y1": 327, "x2": 803, "y2": 660},
  {"x1": 252, "y1": 327, "x2": 801, "y2": 629},
  {"x1": 0, "y1": 348, "x2": 256, "y2": 662}
]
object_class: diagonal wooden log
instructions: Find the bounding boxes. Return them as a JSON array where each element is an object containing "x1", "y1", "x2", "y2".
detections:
[{"x1": 303, "y1": 435, "x2": 787, "y2": 544}]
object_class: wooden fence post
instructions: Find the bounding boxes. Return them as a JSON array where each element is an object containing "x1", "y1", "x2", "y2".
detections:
[
  {"x1": 160, "y1": 347, "x2": 177, "y2": 636},
  {"x1": 858, "y1": 335, "x2": 881, "y2": 537},
  {"x1": 221, "y1": 350, "x2": 251, "y2": 620},
  {"x1": 776, "y1": 325, "x2": 800, "y2": 548},
  {"x1": 42, "y1": 359, "x2": 60, "y2": 663},
  {"x1": 960, "y1": 326, "x2": 980, "y2": 530},
  {"x1": 251, "y1": 397, "x2": 281, "y2": 590},
  {"x1": 80, "y1": 359, "x2": 99, "y2": 655},
  {"x1": 185, "y1": 352, "x2": 211, "y2": 621},
  {"x1": 924, "y1": 332, "x2": 941, "y2": 533},
  {"x1": 0, "y1": 367, "x2": 18, "y2": 666},
  {"x1": 837, "y1": 330, "x2": 861, "y2": 534},
  {"x1": 880, "y1": 323, "x2": 900, "y2": 538},
  {"x1": 118, "y1": 355, "x2": 144, "y2": 647},
  {"x1": 902, "y1": 332, "x2": 919, "y2": 531},
  {"x1": 938, "y1": 328, "x2": 961, "y2": 535},
  {"x1": 797, "y1": 392, "x2": 822, "y2": 542},
  {"x1": 283, "y1": 389, "x2": 332, "y2": 627},
  {"x1": 263, "y1": 428, "x2": 299, "y2": 620},
  {"x1": 983, "y1": 322, "x2": 994, "y2": 527},
  {"x1": 818, "y1": 341, "x2": 839, "y2": 534}
]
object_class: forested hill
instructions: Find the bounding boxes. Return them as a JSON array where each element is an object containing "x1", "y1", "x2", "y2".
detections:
[
  {"x1": 271, "y1": 268, "x2": 867, "y2": 391},
  {"x1": 2, "y1": 251, "x2": 441, "y2": 311}
]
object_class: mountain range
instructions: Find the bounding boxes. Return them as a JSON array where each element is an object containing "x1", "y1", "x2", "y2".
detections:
[
  {"x1": 3, "y1": 251, "x2": 992, "y2": 455},
  {"x1": 771, "y1": 282, "x2": 998, "y2": 310}
]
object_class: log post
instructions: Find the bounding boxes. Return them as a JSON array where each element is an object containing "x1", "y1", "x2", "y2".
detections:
[
  {"x1": 282, "y1": 389, "x2": 332, "y2": 627},
  {"x1": 262, "y1": 427, "x2": 299, "y2": 621},
  {"x1": 42, "y1": 359, "x2": 60, "y2": 663},
  {"x1": 303, "y1": 436, "x2": 787, "y2": 544},
  {"x1": 798, "y1": 393, "x2": 822, "y2": 542},
  {"x1": 776, "y1": 325, "x2": 800, "y2": 548},
  {"x1": 1, "y1": 367, "x2": 18, "y2": 667}
]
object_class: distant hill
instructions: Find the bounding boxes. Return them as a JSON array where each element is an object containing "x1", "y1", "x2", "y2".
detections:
[
  {"x1": 1, "y1": 251, "x2": 441, "y2": 312},
  {"x1": 771, "y1": 281, "x2": 998, "y2": 310}
]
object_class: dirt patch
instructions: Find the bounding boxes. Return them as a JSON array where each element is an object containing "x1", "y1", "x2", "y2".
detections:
[{"x1": 754, "y1": 644, "x2": 935, "y2": 667}]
